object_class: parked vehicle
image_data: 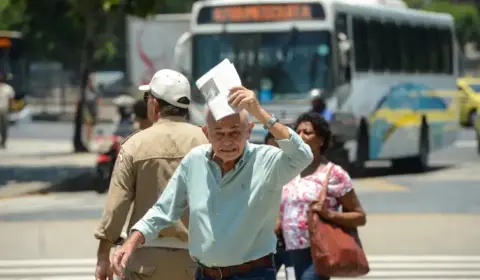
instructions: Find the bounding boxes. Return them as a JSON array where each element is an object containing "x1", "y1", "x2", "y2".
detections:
[{"x1": 94, "y1": 119, "x2": 135, "y2": 193}]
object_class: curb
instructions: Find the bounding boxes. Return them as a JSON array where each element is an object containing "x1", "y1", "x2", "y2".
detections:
[{"x1": 31, "y1": 114, "x2": 113, "y2": 124}]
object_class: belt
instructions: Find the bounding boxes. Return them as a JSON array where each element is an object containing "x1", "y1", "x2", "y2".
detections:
[{"x1": 197, "y1": 254, "x2": 273, "y2": 280}]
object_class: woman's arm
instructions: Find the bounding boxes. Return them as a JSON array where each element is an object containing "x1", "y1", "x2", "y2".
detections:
[{"x1": 323, "y1": 189, "x2": 366, "y2": 228}]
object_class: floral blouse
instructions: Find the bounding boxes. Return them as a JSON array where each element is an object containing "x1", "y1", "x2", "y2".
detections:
[{"x1": 280, "y1": 162, "x2": 353, "y2": 251}]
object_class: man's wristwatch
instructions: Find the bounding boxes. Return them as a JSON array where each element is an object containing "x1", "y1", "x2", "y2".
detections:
[{"x1": 263, "y1": 114, "x2": 279, "y2": 130}]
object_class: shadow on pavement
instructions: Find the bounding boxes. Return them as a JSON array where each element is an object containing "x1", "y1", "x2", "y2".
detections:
[
  {"x1": 36, "y1": 170, "x2": 98, "y2": 194},
  {"x1": 0, "y1": 166, "x2": 93, "y2": 188},
  {"x1": 353, "y1": 164, "x2": 453, "y2": 179}
]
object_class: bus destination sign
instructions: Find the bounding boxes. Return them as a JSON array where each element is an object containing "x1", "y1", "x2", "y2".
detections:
[{"x1": 197, "y1": 3, "x2": 325, "y2": 24}]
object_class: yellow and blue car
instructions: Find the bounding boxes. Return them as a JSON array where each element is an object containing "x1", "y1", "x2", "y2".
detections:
[{"x1": 457, "y1": 77, "x2": 480, "y2": 127}]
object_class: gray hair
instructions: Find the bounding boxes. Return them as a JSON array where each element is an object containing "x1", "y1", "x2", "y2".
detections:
[
  {"x1": 157, "y1": 98, "x2": 189, "y2": 117},
  {"x1": 205, "y1": 109, "x2": 252, "y2": 127}
]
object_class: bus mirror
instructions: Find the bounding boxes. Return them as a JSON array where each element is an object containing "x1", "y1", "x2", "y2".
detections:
[{"x1": 174, "y1": 32, "x2": 192, "y2": 79}]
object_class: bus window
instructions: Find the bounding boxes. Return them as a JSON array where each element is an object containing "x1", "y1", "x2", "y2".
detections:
[
  {"x1": 369, "y1": 19, "x2": 386, "y2": 72},
  {"x1": 385, "y1": 22, "x2": 401, "y2": 72},
  {"x1": 440, "y1": 28, "x2": 453, "y2": 74},
  {"x1": 399, "y1": 24, "x2": 415, "y2": 73},
  {"x1": 417, "y1": 27, "x2": 430, "y2": 73},
  {"x1": 352, "y1": 17, "x2": 369, "y2": 71},
  {"x1": 367, "y1": 20, "x2": 380, "y2": 72},
  {"x1": 427, "y1": 28, "x2": 440, "y2": 73}
]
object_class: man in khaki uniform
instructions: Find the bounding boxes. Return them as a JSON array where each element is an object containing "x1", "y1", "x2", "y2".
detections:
[{"x1": 94, "y1": 69, "x2": 208, "y2": 280}]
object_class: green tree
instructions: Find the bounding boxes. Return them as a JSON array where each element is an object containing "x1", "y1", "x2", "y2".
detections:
[
  {"x1": 3, "y1": 0, "x2": 196, "y2": 152},
  {"x1": 0, "y1": 0, "x2": 27, "y2": 30},
  {"x1": 70, "y1": 0, "x2": 197, "y2": 152}
]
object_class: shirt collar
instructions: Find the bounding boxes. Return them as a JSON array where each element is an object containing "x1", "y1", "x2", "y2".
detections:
[{"x1": 154, "y1": 116, "x2": 187, "y2": 125}]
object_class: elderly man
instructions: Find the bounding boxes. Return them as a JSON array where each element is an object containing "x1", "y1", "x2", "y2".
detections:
[
  {"x1": 94, "y1": 69, "x2": 208, "y2": 280},
  {"x1": 112, "y1": 86, "x2": 313, "y2": 280}
]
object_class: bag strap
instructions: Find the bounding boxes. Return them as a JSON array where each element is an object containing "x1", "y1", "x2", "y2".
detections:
[{"x1": 317, "y1": 163, "x2": 334, "y2": 204}]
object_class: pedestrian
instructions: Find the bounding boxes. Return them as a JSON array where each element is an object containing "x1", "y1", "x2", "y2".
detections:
[
  {"x1": 264, "y1": 132, "x2": 295, "y2": 280},
  {"x1": 94, "y1": 69, "x2": 209, "y2": 280},
  {"x1": 133, "y1": 99, "x2": 152, "y2": 130},
  {"x1": 279, "y1": 112, "x2": 366, "y2": 280},
  {"x1": 310, "y1": 96, "x2": 332, "y2": 122},
  {"x1": 111, "y1": 85, "x2": 314, "y2": 280},
  {"x1": 84, "y1": 78, "x2": 101, "y2": 144},
  {"x1": 0, "y1": 73, "x2": 14, "y2": 148}
]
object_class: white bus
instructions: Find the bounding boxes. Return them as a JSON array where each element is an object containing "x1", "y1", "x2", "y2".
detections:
[{"x1": 174, "y1": 0, "x2": 459, "y2": 173}]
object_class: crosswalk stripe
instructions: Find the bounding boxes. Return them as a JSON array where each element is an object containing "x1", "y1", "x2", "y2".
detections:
[{"x1": 0, "y1": 256, "x2": 479, "y2": 279}]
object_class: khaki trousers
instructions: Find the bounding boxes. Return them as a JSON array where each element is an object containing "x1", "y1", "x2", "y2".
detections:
[{"x1": 125, "y1": 247, "x2": 196, "y2": 280}]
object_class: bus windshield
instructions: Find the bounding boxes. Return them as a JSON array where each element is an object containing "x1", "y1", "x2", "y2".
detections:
[{"x1": 192, "y1": 30, "x2": 331, "y2": 103}]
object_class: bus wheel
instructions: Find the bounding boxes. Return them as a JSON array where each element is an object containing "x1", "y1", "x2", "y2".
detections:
[{"x1": 392, "y1": 122, "x2": 429, "y2": 173}]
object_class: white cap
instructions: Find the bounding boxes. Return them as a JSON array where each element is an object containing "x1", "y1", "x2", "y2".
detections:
[{"x1": 138, "y1": 69, "x2": 191, "y2": 109}]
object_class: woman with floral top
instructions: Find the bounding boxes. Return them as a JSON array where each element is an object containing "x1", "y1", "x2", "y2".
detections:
[{"x1": 279, "y1": 112, "x2": 367, "y2": 280}]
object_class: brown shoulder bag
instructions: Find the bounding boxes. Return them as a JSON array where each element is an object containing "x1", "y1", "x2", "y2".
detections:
[{"x1": 307, "y1": 163, "x2": 370, "y2": 277}]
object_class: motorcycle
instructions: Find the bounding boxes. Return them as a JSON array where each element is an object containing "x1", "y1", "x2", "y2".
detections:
[
  {"x1": 94, "y1": 121, "x2": 134, "y2": 193},
  {"x1": 93, "y1": 96, "x2": 136, "y2": 193},
  {"x1": 94, "y1": 131, "x2": 123, "y2": 193}
]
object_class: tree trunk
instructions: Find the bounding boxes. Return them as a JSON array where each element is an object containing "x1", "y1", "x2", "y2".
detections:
[
  {"x1": 72, "y1": 0, "x2": 130, "y2": 153},
  {"x1": 73, "y1": 14, "x2": 96, "y2": 153}
]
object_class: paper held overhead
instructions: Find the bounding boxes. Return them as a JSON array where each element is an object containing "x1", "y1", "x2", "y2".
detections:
[{"x1": 195, "y1": 59, "x2": 242, "y2": 121}]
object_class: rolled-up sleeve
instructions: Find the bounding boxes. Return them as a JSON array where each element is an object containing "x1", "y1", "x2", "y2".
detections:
[
  {"x1": 265, "y1": 127, "x2": 313, "y2": 187},
  {"x1": 130, "y1": 156, "x2": 190, "y2": 242}
]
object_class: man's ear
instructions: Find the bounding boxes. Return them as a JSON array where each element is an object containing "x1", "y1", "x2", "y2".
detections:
[{"x1": 202, "y1": 126, "x2": 209, "y2": 139}]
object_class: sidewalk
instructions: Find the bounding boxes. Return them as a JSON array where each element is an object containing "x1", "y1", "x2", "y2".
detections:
[{"x1": 0, "y1": 139, "x2": 96, "y2": 198}]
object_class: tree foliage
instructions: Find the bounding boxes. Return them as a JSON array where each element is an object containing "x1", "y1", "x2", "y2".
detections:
[{"x1": 0, "y1": 0, "x2": 27, "y2": 30}]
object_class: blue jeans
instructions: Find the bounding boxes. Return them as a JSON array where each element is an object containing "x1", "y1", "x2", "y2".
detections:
[
  {"x1": 274, "y1": 247, "x2": 293, "y2": 273},
  {"x1": 289, "y1": 248, "x2": 329, "y2": 280},
  {"x1": 195, "y1": 265, "x2": 276, "y2": 280}
]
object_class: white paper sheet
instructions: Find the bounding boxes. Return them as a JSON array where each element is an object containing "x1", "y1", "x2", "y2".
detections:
[{"x1": 195, "y1": 59, "x2": 242, "y2": 121}]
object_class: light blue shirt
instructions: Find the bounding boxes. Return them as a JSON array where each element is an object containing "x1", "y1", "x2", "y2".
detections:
[{"x1": 131, "y1": 127, "x2": 313, "y2": 267}]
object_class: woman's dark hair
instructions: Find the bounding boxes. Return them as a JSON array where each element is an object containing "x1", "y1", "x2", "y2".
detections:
[
  {"x1": 294, "y1": 111, "x2": 331, "y2": 153},
  {"x1": 264, "y1": 123, "x2": 293, "y2": 144}
]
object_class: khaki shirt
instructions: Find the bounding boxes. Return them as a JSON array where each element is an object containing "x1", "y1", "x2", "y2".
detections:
[{"x1": 94, "y1": 116, "x2": 208, "y2": 245}]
